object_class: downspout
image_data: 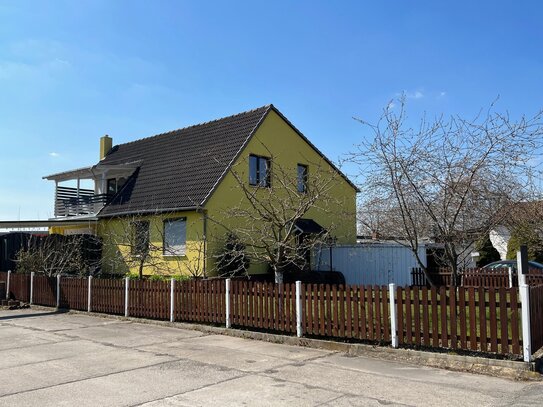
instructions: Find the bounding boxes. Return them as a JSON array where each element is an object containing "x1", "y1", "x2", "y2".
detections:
[{"x1": 199, "y1": 208, "x2": 208, "y2": 278}]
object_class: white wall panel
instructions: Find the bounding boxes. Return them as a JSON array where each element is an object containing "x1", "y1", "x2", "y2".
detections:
[{"x1": 313, "y1": 244, "x2": 426, "y2": 286}]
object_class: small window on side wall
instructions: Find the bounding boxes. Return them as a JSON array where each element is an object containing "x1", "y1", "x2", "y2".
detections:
[
  {"x1": 163, "y1": 218, "x2": 187, "y2": 256},
  {"x1": 297, "y1": 164, "x2": 308, "y2": 193},
  {"x1": 249, "y1": 154, "x2": 270, "y2": 187}
]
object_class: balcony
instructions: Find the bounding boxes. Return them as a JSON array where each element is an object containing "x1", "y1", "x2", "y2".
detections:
[
  {"x1": 44, "y1": 161, "x2": 140, "y2": 220},
  {"x1": 55, "y1": 186, "x2": 110, "y2": 217}
]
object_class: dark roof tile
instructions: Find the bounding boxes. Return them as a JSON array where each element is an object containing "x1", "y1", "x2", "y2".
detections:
[{"x1": 98, "y1": 105, "x2": 270, "y2": 216}]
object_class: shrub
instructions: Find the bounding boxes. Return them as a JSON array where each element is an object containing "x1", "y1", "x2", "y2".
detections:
[
  {"x1": 215, "y1": 233, "x2": 250, "y2": 277},
  {"x1": 475, "y1": 236, "x2": 501, "y2": 267},
  {"x1": 506, "y1": 225, "x2": 543, "y2": 262}
]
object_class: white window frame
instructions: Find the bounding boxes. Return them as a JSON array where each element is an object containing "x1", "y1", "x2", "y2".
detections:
[{"x1": 163, "y1": 217, "x2": 187, "y2": 256}]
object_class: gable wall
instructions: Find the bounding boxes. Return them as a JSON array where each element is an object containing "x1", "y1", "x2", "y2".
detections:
[{"x1": 204, "y1": 109, "x2": 357, "y2": 274}]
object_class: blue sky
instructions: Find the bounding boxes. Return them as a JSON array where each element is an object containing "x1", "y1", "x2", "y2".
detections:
[{"x1": 1, "y1": 1, "x2": 542, "y2": 219}]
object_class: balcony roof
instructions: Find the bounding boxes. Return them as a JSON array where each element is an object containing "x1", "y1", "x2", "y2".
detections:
[
  {"x1": 0, "y1": 218, "x2": 98, "y2": 229},
  {"x1": 43, "y1": 161, "x2": 141, "y2": 182}
]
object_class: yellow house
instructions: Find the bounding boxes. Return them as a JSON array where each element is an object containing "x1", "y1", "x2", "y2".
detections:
[{"x1": 43, "y1": 105, "x2": 358, "y2": 278}]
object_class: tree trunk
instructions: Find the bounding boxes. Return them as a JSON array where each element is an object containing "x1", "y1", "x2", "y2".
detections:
[
  {"x1": 138, "y1": 260, "x2": 144, "y2": 280},
  {"x1": 420, "y1": 267, "x2": 436, "y2": 288},
  {"x1": 274, "y1": 270, "x2": 283, "y2": 284}
]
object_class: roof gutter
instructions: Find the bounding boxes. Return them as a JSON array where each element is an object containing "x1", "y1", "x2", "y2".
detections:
[{"x1": 98, "y1": 206, "x2": 200, "y2": 218}]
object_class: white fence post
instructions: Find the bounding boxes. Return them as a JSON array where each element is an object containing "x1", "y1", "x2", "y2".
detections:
[
  {"x1": 520, "y1": 284, "x2": 532, "y2": 362},
  {"x1": 296, "y1": 281, "x2": 303, "y2": 338},
  {"x1": 389, "y1": 283, "x2": 398, "y2": 348},
  {"x1": 170, "y1": 278, "x2": 175, "y2": 323},
  {"x1": 87, "y1": 276, "x2": 93, "y2": 312},
  {"x1": 225, "y1": 279, "x2": 231, "y2": 328},
  {"x1": 518, "y1": 247, "x2": 532, "y2": 362},
  {"x1": 6, "y1": 270, "x2": 11, "y2": 299},
  {"x1": 30, "y1": 272, "x2": 35, "y2": 304},
  {"x1": 56, "y1": 274, "x2": 61, "y2": 308},
  {"x1": 124, "y1": 277, "x2": 129, "y2": 317}
]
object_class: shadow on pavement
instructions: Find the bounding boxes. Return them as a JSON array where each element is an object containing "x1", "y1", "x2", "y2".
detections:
[{"x1": 0, "y1": 309, "x2": 69, "y2": 321}]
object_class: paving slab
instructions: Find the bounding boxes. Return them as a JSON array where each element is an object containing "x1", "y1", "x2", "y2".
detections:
[
  {"x1": 139, "y1": 374, "x2": 341, "y2": 407},
  {"x1": 55, "y1": 321, "x2": 206, "y2": 348},
  {"x1": 0, "y1": 309, "x2": 542, "y2": 406},
  {"x1": 262, "y1": 356, "x2": 528, "y2": 407},
  {"x1": 0, "y1": 359, "x2": 243, "y2": 407}
]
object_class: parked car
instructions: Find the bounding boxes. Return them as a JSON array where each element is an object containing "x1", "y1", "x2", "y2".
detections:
[{"x1": 482, "y1": 260, "x2": 543, "y2": 272}]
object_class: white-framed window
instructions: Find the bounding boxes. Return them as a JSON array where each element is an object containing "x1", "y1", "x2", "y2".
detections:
[
  {"x1": 163, "y1": 217, "x2": 187, "y2": 256},
  {"x1": 249, "y1": 154, "x2": 271, "y2": 187}
]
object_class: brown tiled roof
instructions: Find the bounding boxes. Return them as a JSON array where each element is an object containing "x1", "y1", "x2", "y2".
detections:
[
  {"x1": 98, "y1": 105, "x2": 271, "y2": 217},
  {"x1": 98, "y1": 104, "x2": 359, "y2": 217}
]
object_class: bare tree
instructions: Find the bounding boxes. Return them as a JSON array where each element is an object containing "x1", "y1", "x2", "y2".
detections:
[
  {"x1": 211, "y1": 150, "x2": 347, "y2": 284},
  {"x1": 16, "y1": 234, "x2": 101, "y2": 277},
  {"x1": 353, "y1": 98, "x2": 543, "y2": 285}
]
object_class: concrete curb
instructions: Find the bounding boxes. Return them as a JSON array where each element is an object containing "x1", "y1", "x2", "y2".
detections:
[{"x1": 30, "y1": 305, "x2": 542, "y2": 381}]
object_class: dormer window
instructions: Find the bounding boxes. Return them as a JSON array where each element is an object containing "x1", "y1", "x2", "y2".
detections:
[
  {"x1": 249, "y1": 154, "x2": 270, "y2": 187},
  {"x1": 106, "y1": 177, "x2": 127, "y2": 195},
  {"x1": 107, "y1": 178, "x2": 117, "y2": 195}
]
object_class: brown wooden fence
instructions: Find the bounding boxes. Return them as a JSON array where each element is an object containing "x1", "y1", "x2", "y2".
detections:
[
  {"x1": 412, "y1": 267, "x2": 543, "y2": 288},
  {"x1": 529, "y1": 284, "x2": 543, "y2": 352},
  {"x1": 129, "y1": 279, "x2": 169, "y2": 320},
  {"x1": 462, "y1": 270, "x2": 512, "y2": 288},
  {"x1": 91, "y1": 278, "x2": 124, "y2": 315},
  {"x1": 3, "y1": 272, "x2": 541, "y2": 359},
  {"x1": 9, "y1": 273, "x2": 31, "y2": 302},
  {"x1": 397, "y1": 286, "x2": 521, "y2": 355},
  {"x1": 59, "y1": 277, "x2": 88, "y2": 311},
  {"x1": 230, "y1": 281, "x2": 295, "y2": 333},
  {"x1": 303, "y1": 284, "x2": 390, "y2": 341},
  {"x1": 527, "y1": 274, "x2": 543, "y2": 286},
  {"x1": 33, "y1": 274, "x2": 57, "y2": 307},
  {"x1": 174, "y1": 279, "x2": 226, "y2": 324}
]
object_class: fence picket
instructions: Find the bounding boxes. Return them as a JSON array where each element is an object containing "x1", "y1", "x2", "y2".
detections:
[
  {"x1": 489, "y1": 288, "x2": 498, "y2": 353},
  {"x1": 499, "y1": 287, "x2": 508, "y2": 354}
]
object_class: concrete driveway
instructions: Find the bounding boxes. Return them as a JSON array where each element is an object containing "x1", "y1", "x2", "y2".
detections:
[{"x1": 0, "y1": 309, "x2": 542, "y2": 406}]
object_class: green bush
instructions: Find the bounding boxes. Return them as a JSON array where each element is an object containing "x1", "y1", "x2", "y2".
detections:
[
  {"x1": 475, "y1": 236, "x2": 501, "y2": 267},
  {"x1": 125, "y1": 272, "x2": 192, "y2": 282},
  {"x1": 215, "y1": 233, "x2": 250, "y2": 277},
  {"x1": 506, "y1": 225, "x2": 543, "y2": 262}
]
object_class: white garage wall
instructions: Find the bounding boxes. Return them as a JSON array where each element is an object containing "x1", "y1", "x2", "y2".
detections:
[{"x1": 313, "y1": 244, "x2": 427, "y2": 287}]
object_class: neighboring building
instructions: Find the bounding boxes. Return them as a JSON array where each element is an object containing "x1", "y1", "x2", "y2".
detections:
[
  {"x1": 489, "y1": 201, "x2": 543, "y2": 260},
  {"x1": 489, "y1": 226, "x2": 511, "y2": 260},
  {"x1": 314, "y1": 241, "x2": 427, "y2": 286},
  {"x1": 40, "y1": 105, "x2": 358, "y2": 276}
]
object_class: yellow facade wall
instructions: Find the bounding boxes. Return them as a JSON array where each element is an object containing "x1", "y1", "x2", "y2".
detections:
[
  {"x1": 49, "y1": 223, "x2": 97, "y2": 235},
  {"x1": 203, "y1": 109, "x2": 357, "y2": 274},
  {"x1": 96, "y1": 211, "x2": 205, "y2": 277}
]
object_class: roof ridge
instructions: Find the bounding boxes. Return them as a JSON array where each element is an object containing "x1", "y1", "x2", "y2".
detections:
[{"x1": 113, "y1": 104, "x2": 273, "y2": 149}]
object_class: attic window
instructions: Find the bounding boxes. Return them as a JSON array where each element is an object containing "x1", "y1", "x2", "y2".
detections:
[
  {"x1": 249, "y1": 155, "x2": 270, "y2": 187},
  {"x1": 163, "y1": 217, "x2": 187, "y2": 256},
  {"x1": 297, "y1": 164, "x2": 308, "y2": 193}
]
